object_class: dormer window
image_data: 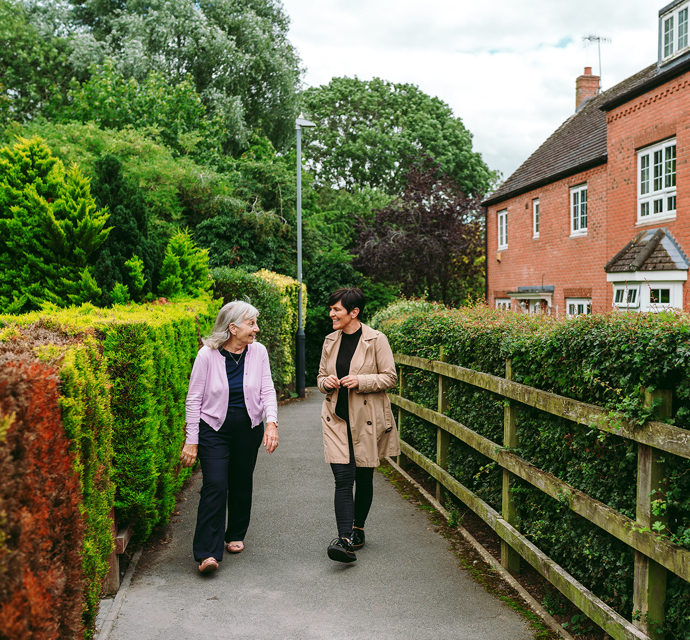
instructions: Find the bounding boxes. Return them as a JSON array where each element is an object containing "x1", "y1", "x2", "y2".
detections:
[{"x1": 661, "y1": 2, "x2": 690, "y2": 63}]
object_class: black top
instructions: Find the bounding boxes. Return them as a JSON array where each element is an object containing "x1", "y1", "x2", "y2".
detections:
[
  {"x1": 219, "y1": 347, "x2": 247, "y2": 409},
  {"x1": 334, "y1": 326, "x2": 362, "y2": 424}
]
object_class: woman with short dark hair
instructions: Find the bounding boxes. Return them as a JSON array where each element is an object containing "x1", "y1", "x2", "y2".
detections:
[{"x1": 317, "y1": 287, "x2": 399, "y2": 562}]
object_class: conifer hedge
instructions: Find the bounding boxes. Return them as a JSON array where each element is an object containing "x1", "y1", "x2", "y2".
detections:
[
  {"x1": 0, "y1": 297, "x2": 217, "y2": 637},
  {"x1": 373, "y1": 303, "x2": 690, "y2": 638}
]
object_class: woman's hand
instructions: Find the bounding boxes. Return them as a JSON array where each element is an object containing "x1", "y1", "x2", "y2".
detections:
[
  {"x1": 180, "y1": 443, "x2": 198, "y2": 468},
  {"x1": 339, "y1": 375, "x2": 359, "y2": 389},
  {"x1": 264, "y1": 422, "x2": 278, "y2": 454},
  {"x1": 323, "y1": 375, "x2": 341, "y2": 390}
]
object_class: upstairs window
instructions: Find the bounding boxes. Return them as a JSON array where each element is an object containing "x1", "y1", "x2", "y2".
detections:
[
  {"x1": 570, "y1": 184, "x2": 587, "y2": 235},
  {"x1": 533, "y1": 199, "x2": 540, "y2": 238},
  {"x1": 661, "y1": 2, "x2": 690, "y2": 61},
  {"x1": 638, "y1": 138, "x2": 676, "y2": 222},
  {"x1": 498, "y1": 209, "x2": 508, "y2": 250},
  {"x1": 566, "y1": 298, "x2": 591, "y2": 317}
]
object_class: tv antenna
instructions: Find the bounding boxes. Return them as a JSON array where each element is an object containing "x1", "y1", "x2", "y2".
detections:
[{"x1": 582, "y1": 34, "x2": 612, "y2": 88}]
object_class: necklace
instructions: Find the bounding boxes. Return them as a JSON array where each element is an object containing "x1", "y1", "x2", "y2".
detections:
[{"x1": 227, "y1": 348, "x2": 245, "y2": 365}]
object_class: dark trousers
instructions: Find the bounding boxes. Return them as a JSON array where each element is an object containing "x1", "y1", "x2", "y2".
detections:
[
  {"x1": 330, "y1": 424, "x2": 374, "y2": 539},
  {"x1": 193, "y1": 408, "x2": 264, "y2": 562}
]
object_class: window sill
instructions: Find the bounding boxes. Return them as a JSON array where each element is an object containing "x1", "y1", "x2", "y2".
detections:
[
  {"x1": 498, "y1": 245, "x2": 508, "y2": 252},
  {"x1": 533, "y1": 234, "x2": 540, "y2": 239},
  {"x1": 569, "y1": 231, "x2": 588, "y2": 238},
  {"x1": 636, "y1": 214, "x2": 676, "y2": 227}
]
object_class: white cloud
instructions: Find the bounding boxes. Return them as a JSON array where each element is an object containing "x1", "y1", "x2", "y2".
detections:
[{"x1": 282, "y1": 0, "x2": 660, "y2": 181}]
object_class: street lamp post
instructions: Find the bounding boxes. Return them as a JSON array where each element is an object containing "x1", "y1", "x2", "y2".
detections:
[{"x1": 295, "y1": 117, "x2": 315, "y2": 398}]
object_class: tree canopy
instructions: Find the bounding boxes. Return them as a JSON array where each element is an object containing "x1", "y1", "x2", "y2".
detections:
[
  {"x1": 300, "y1": 76, "x2": 498, "y2": 196},
  {"x1": 66, "y1": 0, "x2": 303, "y2": 153},
  {"x1": 355, "y1": 158, "x2": 484, "y2": 305}
]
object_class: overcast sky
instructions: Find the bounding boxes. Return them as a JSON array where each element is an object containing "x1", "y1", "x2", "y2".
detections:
[{"x1": 281, "y1": 0, "x2": 660, "y2": 183}]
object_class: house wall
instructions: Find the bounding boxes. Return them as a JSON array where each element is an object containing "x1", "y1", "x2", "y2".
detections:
[
  {"x1": 605, "y1": 69, "x2": 690, "y2": 307},
  {"x1": 487, "y1": 67, "x2": 690, "y2": 313},
  {"x1": 487, "y1": 164, "x2": 610, "y2": 314}
]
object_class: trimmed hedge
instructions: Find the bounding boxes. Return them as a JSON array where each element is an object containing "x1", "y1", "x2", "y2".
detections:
[
  {"x1": 372, "y1": 303, "x2": 690, "y2": 638},
  {"x1": 0, "y1": 354, "x2": 84, "y2": 640},
  {"x1": 0, "y1": 297, "x2": 217, "y2": 637},
  {"x1": 211, "y1": 267, "x2": 306, "y2": 396}
]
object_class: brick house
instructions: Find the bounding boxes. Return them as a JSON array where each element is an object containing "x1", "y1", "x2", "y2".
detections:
[{"x1": 483, "y1": 2, "x2": 690, "y2": 315}]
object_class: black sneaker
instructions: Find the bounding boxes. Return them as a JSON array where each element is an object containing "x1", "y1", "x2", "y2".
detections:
[
  {"x1": 327, "y1": 537, "x2": 357, "y2": 563},
  {"x1": 351, "y1": 527, "x2": 365, "y2": 550}
]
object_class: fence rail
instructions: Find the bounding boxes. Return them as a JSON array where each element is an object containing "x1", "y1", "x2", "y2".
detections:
[{"x1": 390, "y1": 353, "x2": 690, "y2": 640}]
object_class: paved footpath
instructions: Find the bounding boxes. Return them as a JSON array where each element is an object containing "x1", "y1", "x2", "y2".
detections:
[{"x1": 109, "y1": 389, "x2": 535, "y2": 640}]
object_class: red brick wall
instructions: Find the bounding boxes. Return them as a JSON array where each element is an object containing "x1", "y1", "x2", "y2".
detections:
[
  {"x1": 487, "y1": 68, "x2": 690, "y2": 313},
  {"x1": 605, "y1": 74, "x2": 690, "y2": 280},
  {"x1": 487, "y1": 164, "x2": 610, "y2": 315}
]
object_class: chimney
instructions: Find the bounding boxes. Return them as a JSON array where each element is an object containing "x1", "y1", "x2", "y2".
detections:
[{"x1": 575, "y1": 67, "x2": 600, "y2": 111}]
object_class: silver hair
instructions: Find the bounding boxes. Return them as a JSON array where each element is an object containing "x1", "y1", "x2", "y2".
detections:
[{"x1": 203, "y1": 300, "x2": 260, "y2": 349}]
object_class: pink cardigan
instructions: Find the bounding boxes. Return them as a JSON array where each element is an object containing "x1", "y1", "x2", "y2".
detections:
[{"x1": 185, "y1": 342, "x2": 278, "y2": 444}]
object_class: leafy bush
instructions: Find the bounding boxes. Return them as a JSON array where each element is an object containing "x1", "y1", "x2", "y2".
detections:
[
  {"x1": 211, "y1": 267, "x2": 304, "y2": 396},
  {"x1": 373, "y1": 303, "x2": 690, "y2": 636},
  {"x1": 158, "y1": 229, "x2": 211, "y2": 299}
]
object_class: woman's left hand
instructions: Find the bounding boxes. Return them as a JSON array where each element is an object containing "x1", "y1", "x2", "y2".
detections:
[
  {"x1": 264, "y1": 422, "x2": 278, "y2": 454},
  {"x1": 339, "y1": 375, "x2": 359, "y2": 389}
]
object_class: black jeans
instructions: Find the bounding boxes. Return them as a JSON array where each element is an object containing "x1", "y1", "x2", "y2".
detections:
[
  {"x1": 330, "y1": 424, "x2": 374, "y2": 539},
  {"x1": 192, "y1": 408, "x2": 264, "y2": 562}
]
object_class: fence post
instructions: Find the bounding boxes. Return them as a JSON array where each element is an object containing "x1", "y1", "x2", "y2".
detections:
[
  {"x1": 397, "y1": 366, "x2": 408, "y2": 471},
  {"x1": 633, "y1": 388, "x2": 672, "y2": 640},
  {"x1": 501, "y1": 358, "x2": 520, "y2": 574},
  {"x1": 103, "y1": 508, "x2": 120, "y2": 595},
  {"x1": 436, "y1": 347, "x2": 450, "y2": 508}
]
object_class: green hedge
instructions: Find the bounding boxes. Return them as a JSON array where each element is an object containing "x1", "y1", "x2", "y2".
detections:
[
  {"x1": 372, "y1": 303, "x2": 690, "y2": 638},
  {"x1": 211, "y1": 267, "x2": 306, "y2": 396},
  {"x1": 0, "y1": 297, "x2": 217, "y2": 637}
]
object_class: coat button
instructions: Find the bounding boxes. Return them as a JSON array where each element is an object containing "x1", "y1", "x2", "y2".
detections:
[
  {"x1": 326, "y1": 417, "x2": 330, "y2": 422},
  {"x1": 363, "y1": 400, "x2": 367, "y2": 405},
  {"x1": 366, "y1": 421, "x2": 372, "y2": 425},
  {"x1": 326, "y1": 397, "x2": 331, "y2": 402}
]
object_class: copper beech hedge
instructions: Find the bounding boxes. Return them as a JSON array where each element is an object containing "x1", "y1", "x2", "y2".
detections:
[{"x1": 0, "y1": 356, "x2": 84, "y2": 640}]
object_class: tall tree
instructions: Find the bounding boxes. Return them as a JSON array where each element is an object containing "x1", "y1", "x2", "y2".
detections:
[
  {"x1": 0, "y1": 0, "x2": 74, "y2": 123},
  {"x1": 354, "y1": 158, "x2": 484, "y2": 305},
  {"x1": 0, "y1": 136, "x2": 110, "y2": 312},
  {"x1": 301, "y1": 77, "x2": 498, "y2": 197},
  {"x1": 66, "y1": 0, "x2": 303, "y2": 153}
]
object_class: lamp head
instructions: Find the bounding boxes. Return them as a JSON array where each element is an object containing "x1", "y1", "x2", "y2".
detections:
[{"x1": 296, "y1": 117, "x2": 316, "y2": 129}]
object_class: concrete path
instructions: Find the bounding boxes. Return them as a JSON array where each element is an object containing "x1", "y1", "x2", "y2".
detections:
[{"x1": 109, "y1": 389, "x2": 535, "y2": 640}]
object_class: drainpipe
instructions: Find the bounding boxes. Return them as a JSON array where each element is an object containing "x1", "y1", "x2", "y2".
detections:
[{"x1": 483, "y1": 205, "x2": 489, "y2": 303}]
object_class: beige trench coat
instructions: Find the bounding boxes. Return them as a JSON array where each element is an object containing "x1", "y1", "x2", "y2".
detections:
[{"x1": 317, "y1": 323, "x2": 400, "y2": 467}]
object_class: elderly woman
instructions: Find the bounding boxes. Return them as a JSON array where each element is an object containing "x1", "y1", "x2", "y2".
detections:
[
  {"x1": 180, "y1": 300, "x2": 278, "y2": 573},
  {"x1": 317, "y1": 287, "x2": 399, "y2": 563}
]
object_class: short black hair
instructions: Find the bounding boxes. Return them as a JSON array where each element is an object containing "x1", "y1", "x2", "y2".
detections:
[{"x1": 328, "y1": 287, "x2": 365, "y2": 316}]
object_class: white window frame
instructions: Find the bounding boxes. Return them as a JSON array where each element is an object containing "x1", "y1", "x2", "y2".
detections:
[
  {"x1": 495, "y1": 298, "x2": 511, "y2": 310},
  {"x1": 637, "y1": 138, "x2": 676, "y2": 224},
  {"x1": 570, "y1": 184, "x2": 587, "y2": 236},
  {"x1": 533, "y1": 199, "x2": 540, "y2": 238},
  {"x1": 497, "y1": 209, "x2": 508, "y2": 250},
  {"x1": 661, "y1": 2, "x2": 690, "y2": 62},
  {"x1": 566, "y1": 298, "x2": 592, "y2": 317},
  {"x1": 613, "y1": 284, "x2": 641, "y2": 309}
]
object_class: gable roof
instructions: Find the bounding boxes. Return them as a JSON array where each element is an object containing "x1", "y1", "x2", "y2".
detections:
[
  {"x1": 604, "y1": 228, "x2": 689, "y2": 273},
  {"x1": 482, "y1": 64, "x2": 658, "y2": 207}
]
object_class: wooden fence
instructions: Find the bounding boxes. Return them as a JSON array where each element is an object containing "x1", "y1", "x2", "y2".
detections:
[{"x1": 390, "y1": 352, "x2": 690, "y2": 640}]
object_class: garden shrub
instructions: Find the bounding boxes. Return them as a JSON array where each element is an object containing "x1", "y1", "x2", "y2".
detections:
[
  {"x1": 373, "y1": 303, "x2": 690, "y2": 637},
  {"x1": 0, "y1": 355, "x2": 84, "y2": 640},
  {"x1": 211, "y1": 267, "x2": 305, "y2": 396}
]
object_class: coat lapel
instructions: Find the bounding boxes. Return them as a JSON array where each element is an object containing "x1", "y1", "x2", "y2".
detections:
[{"x1": 350, "y1": 324, "x2": 373, "y2": 375}]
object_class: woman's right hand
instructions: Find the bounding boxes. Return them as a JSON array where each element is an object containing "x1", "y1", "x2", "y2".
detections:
[
  {"x1": 180, "y1": 443, "x2": 198, "y2": 468},
  {"x1": 323, "y1": 375, "x2": 341, "y2": 390}
]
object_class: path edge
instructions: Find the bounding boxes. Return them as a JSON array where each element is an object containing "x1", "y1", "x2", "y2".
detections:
[
  {"x1": 96, "y1": 546, "x2": 144, "y2": 640},
  {"x1": 384, "y1": 456, "x2": 575, "y2": 640}
]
